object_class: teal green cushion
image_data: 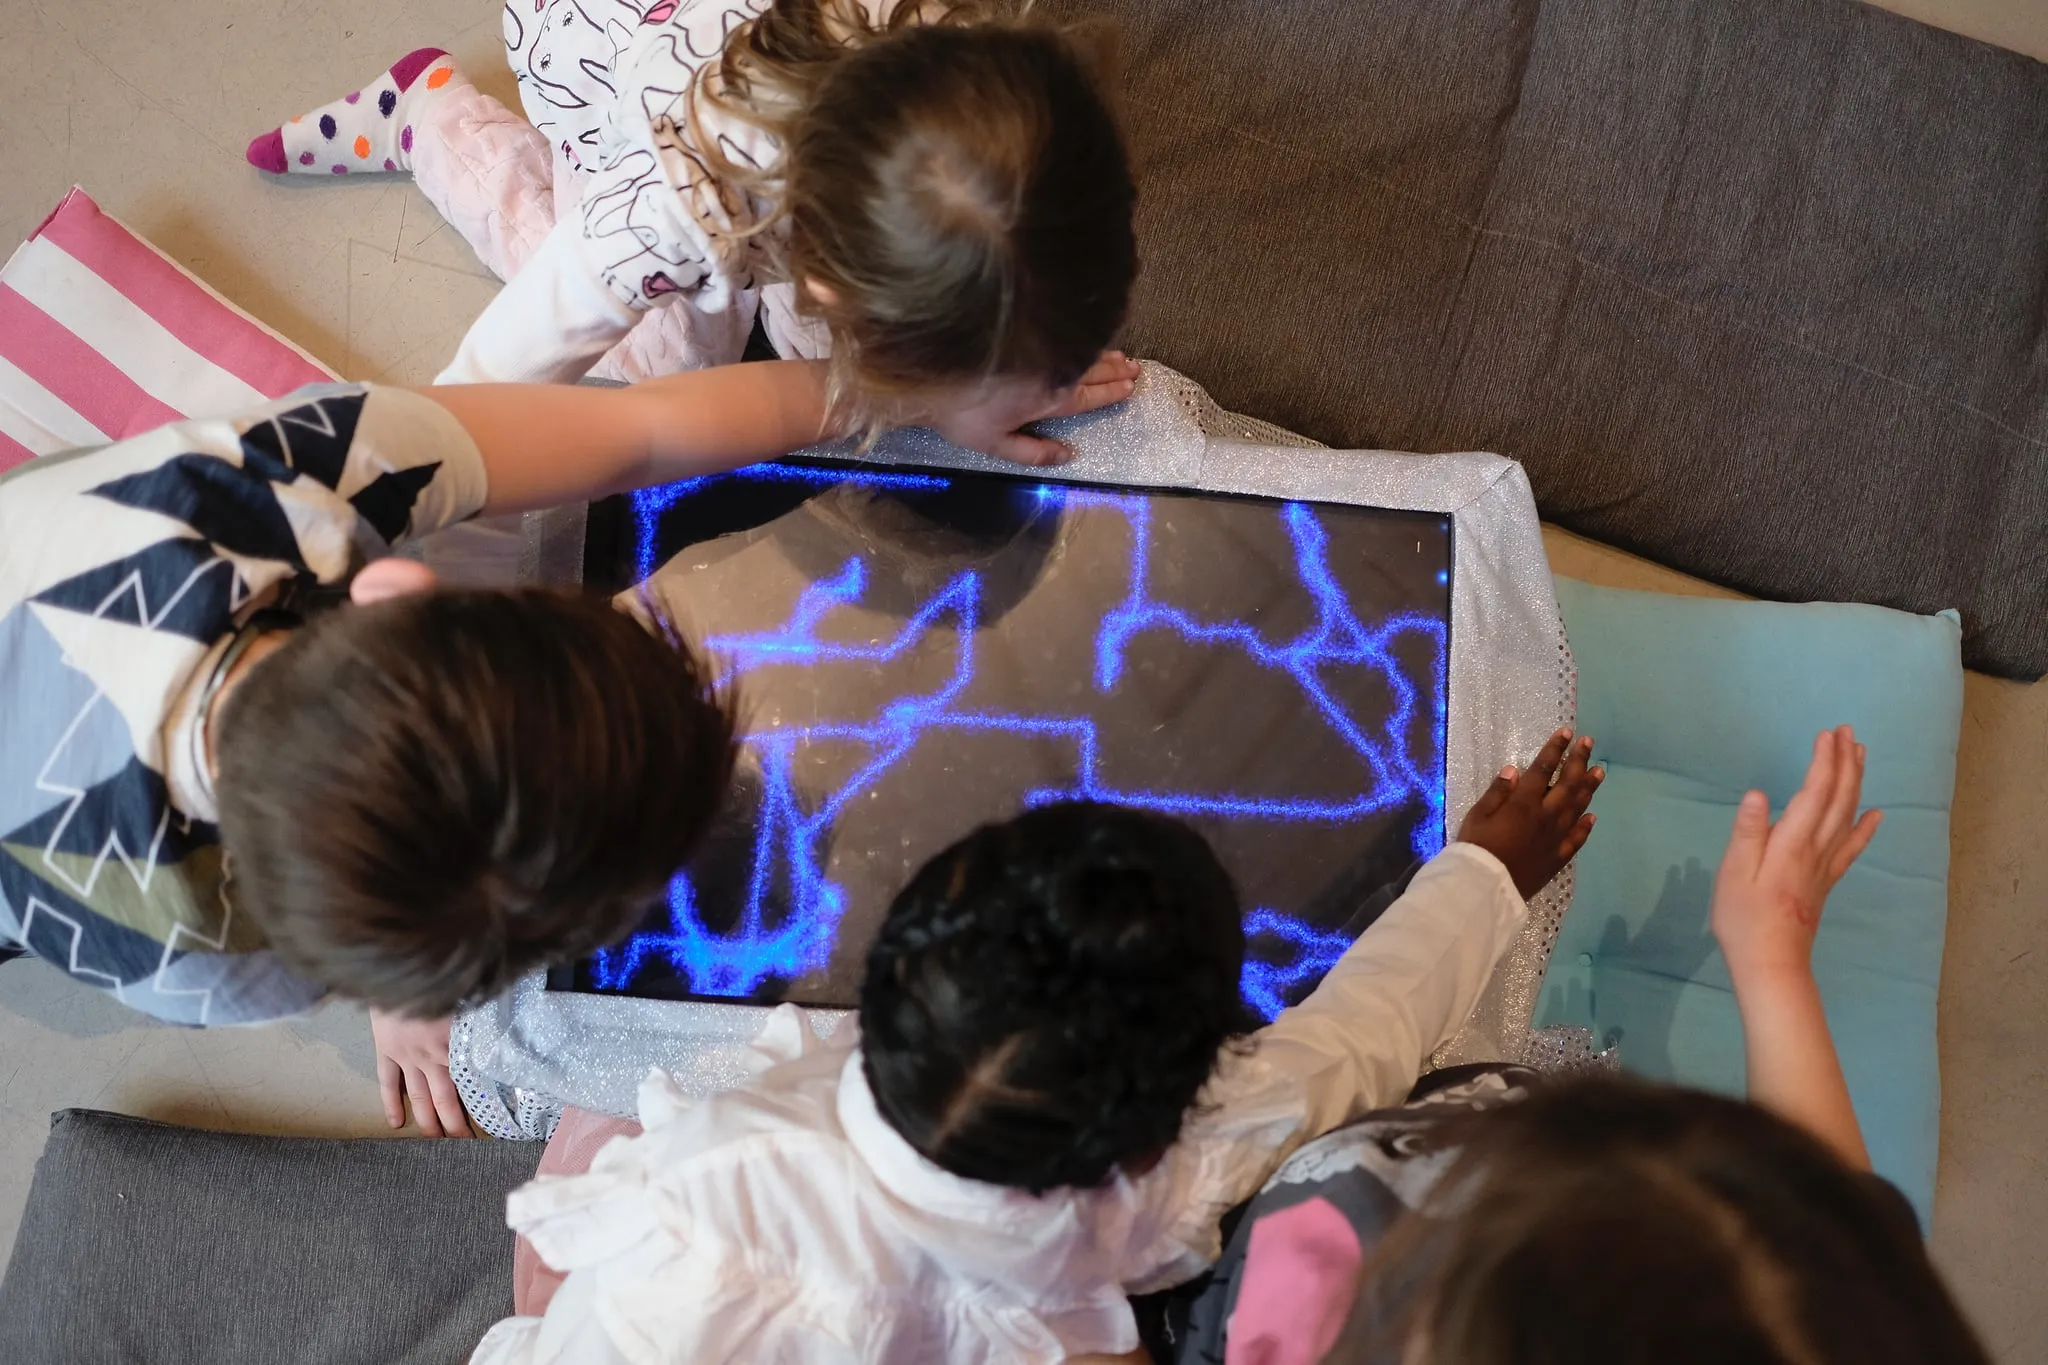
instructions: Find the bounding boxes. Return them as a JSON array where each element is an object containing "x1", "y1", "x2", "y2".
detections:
[{"x1": 1535, "y1": 579, "x2": 1962, "y2": 1225}]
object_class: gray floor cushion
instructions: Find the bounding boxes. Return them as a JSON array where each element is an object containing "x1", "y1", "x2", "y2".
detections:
[
  {"x1": 1050, "y1": 0, "x2": 2048, "y2": 678},
  {"x1": 0, "y1": 1110, "x2": 541, "y2": 1365}
]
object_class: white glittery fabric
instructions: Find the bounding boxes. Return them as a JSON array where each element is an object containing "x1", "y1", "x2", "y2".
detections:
[{"x1": 453, "y1": 362, "x2": 1575, "y2": 1133}]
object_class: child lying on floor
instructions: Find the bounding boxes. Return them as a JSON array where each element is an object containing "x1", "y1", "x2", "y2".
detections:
[
  {"x1": 249, "y1": 0, "x2": 1136, "y2": 464},
  {"x1": 1157, "y1": 727, "x2": 1988, "y2": 1365},
  {"x1": 0, "y1": 357, "x2": 1134, "y2": 1135},
  {"x1": 469, "y1": 730, "x2": 1604, "y2": 1364}
]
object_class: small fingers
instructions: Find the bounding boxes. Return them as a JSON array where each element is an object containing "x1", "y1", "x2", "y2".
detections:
[
  {"x1": 376, "y1": 1053, "x2": 405, "y2": 1130},
  {"x1": 404, "y1": 1065, "x2": 444, "y2": 1138},
  {"x1": 1826, "y1": 808, "x2": 1884, "y2": 882},
  {"x1": 1083, "y1": 350, "x2": 1139, "y2": 383},
  {"x1": 1558, "y1": 810, "x2": 1597, "y2": 860},
  {"x1": 1468, "y1": 766, "x2": 1517, "y2": 821},
  {"x1": 1543, "y1": 735, "x2": 1597, "y2": 815},
  {"x1": 1063, "y1": 375, "x2": 1138, "y2": 417},
  {"x1": 1816, "y1": 726, "x2": 1864, "y2": 848},
  {"x1": 1518, "y1": 727, "x2": 1574, "y2": 800},
  {"x1": 1050, "y1": 353, "x2": 1141, "y2": 417},
  {"x1": 1777, "y1": 728, "x2": 1839, "y2": 842},
  {"x1": 1719, "y1": 789, "x2": 1771, "y2": 884},
  {"x1": 990, "y1": 432, "x2": 1074, "y2": 467},
  {"x1": 425, "y1": 1068, "x2": 473, "y2": 1140}
]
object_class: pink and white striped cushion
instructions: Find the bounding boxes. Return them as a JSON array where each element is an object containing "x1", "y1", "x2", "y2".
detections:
[{"x1": 0, "y1": 186, "x2": 336, "y2": 473}]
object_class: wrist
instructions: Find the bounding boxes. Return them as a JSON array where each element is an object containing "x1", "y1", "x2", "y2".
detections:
[{"x1": 1724, "y1": 952, "x2": 1819, "y2": 1000}]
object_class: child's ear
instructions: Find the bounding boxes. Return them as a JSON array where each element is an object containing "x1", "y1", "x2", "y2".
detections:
[{"x1": 350, "y1": 557, "x2": 440, "y2": 605}]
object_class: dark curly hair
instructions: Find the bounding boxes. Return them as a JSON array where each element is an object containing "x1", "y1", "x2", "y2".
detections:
[
  {"x1": 859, "y1": 801, "x2": 1245, "y2": 1193},
  {"x1": 216, "y1": 589, "x2": 737, "y2": 1018}
]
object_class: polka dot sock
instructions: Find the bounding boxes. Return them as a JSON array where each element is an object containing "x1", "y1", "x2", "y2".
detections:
[{"x1": 246, "y1": 48, "x2": 461, "y2": 177}]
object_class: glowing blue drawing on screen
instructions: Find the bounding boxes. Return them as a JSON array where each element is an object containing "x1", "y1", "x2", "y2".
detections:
[
  {"x1": 630, "y1": 464, "x2": 951, "y2": 582},
  {"x1": 595, "y1": 470, "x2": 1447, "y2": 1017}
]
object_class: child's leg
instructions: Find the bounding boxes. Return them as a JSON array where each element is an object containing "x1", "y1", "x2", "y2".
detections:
[
  {"x1": 246, "y1": 48, "x2": 459, "y2": 177},
  {"x1": 410, "y1": 83, "x2": 558, "y2": 283},
  {"x1": 435, "y1": 217, "x2": 641, "y2": 384},
  {"x1": 505, "y1": 0, "x2": 640, "y2": 185},
  {"x1": 246, "y1": 53, "x2": 558, "y2": 286},
  {"x1": 586, "y1": 290, "x2": 757, "y2": 384}
]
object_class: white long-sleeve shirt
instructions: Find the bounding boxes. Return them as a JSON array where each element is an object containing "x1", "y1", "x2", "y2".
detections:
[{"x1": 470, "y1": 842, "x2": 1525, "y2": 1365}]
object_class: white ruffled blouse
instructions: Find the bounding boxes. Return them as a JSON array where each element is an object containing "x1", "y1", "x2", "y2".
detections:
[{"x1": 471, "y1": 843, "x2": 1523, "y2": 1365}]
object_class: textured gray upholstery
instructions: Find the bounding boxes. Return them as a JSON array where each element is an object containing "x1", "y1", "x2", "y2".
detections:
[
  {"x1": 1048, "y1": 0, "x2": 2048, "y2": 676},
  {"x1": 0, "y1": 1110, "x2": 540, "y2": 1365}
]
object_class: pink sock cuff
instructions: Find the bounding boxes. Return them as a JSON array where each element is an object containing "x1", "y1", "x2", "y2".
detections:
[{"x1": 389, "y1": 48, "x2": 450, "y2": 92}]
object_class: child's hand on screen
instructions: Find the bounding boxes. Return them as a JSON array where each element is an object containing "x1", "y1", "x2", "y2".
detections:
[
  {"x1": 922, "y1": 351, "x2": 1141, "y2": 466},
  {"x1": 1711, "y1": 726, "x2": 1881, "y2": 987},
  {"x1": 1455, "y1": 727, "x2": 1603, "y2": 899}
]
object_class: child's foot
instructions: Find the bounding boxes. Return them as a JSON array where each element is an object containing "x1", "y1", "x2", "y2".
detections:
[
  {"x1": 1456, "y1": 727, "x2": 1604, "y2": 898},
  {"x1": 246, "y1": 48, "x2": 461, "y2": 177}
]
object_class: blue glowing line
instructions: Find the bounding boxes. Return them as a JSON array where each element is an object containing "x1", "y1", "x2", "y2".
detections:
[
  {"x1": 605, "y1": 467, "x2": 1447, "y2": 1008},
  {"x1": 1240, "y1": 909, "x2": 1355, "y2": 1021},
  {"x1": 629, "y1": 463, "x2": 952, "y2": 582}
]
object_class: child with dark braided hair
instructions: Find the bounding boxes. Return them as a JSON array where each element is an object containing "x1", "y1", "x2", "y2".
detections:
[{"x1": 473, "y1": 731, "x2": 1602, "y2": 1365}]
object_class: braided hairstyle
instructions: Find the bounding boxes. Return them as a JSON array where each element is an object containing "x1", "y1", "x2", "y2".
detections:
[{"x1": 859, "y1": 802, "x2": 1247, "y2": 1193}]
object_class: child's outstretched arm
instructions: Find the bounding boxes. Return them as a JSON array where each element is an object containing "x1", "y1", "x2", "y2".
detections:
[
  {"x1": 1711, "y1": 726, "x2": 1881, "y2": 1170},
  {"x1": 1254, "y1": 729, "x2": 1604, "y2": 1140},
  {"x1": 417, "y1": 360, "x2": 832, "y2": 515},
  {"x1": 417, "y1": 354, "x2": 1142, "y2": 513}
]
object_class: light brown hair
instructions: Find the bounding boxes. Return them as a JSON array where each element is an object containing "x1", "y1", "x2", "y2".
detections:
[
  {"x1": 1327, "y1": 1076, "x2": 1988, "y2": 1365},
  {"x1": 702, "y1": 0, "x2": 1137, "y2": 422},
  {"x1": 215, "y1": 590, "x2": 737, "y2": 1018}
]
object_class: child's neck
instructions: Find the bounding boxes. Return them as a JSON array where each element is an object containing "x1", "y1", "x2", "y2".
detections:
[{"x1": 201, "y1": 629, "x2": 293, "y2": 779}]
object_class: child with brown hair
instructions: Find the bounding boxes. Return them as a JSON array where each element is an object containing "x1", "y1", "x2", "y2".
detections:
[
  {"x1": 250, "y1": 0, "x2": 1139, "y2": 465},
  {"x1": 0, "y1": 357, "x2": 1133, "y2": 1136}
]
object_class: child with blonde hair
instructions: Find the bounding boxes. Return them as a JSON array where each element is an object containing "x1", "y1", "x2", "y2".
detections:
[{"x1": 251, "y1": 0, "x2": 1139, "y2": 464}]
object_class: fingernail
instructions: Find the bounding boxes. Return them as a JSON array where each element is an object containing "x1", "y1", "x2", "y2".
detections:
[
  {"x1": 1502, "y1": 765, "x2": 1519, "y2": 780},
  {"x1": 1585, "y1": 812, "x2": 1597, "y2": 825}
]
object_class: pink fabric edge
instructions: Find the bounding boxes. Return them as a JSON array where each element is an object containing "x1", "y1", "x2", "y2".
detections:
[
  {"x1": 1225, "y1": 1198, "x2": 1367, "y2": 1365},
  {"x1": 32, "y1": 187, "x2": 336, "y2": 395},
  {"x1": 0, "y1": 282, "x2": 185, "y2": 437},
  {"x1": 512, "y1": 1108, "x2": 645, "y2": 1319},
  {"x1": 0, "y1": 428, "x2": 35, "y2": 474}
]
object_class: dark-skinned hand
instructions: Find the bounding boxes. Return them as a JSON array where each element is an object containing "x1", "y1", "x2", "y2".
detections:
[{"x1": 1455, "y1": 727, "x2": 1604, "y2": 898}]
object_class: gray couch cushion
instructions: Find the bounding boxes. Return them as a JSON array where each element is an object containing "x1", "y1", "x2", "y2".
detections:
[
  {"x1": 1050, "y1": 0, "x2": 2048, "y2": 677},
  {"x1": 0, "y1": 1110, "x2": 541, "y2": 1365}
]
